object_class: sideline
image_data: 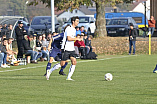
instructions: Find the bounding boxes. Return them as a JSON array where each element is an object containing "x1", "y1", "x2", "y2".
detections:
[{"x1": 0, "y1": 55, "x2": 138, "y2": 73}]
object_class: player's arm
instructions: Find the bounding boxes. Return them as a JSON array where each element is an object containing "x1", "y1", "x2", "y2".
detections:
[
  {"x1": 67, "y1": 36, "x2": 82, "y2": 41},
  {"x1": 48, "y1": 38, "x2": 53, "y2": 51}
]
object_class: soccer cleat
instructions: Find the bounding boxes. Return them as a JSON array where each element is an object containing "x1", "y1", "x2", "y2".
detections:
[
  {"x1": 43, "y1": 73, "x2": 46, "y2": 76},
  {"x1": 59, "y1": 71, "x2": 66, "y2": 76},
  {"x1": 46, "y1": 70, "x2": 50, "y2": 80},
  {"x1": 153, "y1": 70, "x2": 157, "y2": 73},
  {"x1": 153, "y1": 64, "x2": 157, "y2": 73},
  {"x1": 66, "y1": 78, "x2": 74, "y2": 81}
]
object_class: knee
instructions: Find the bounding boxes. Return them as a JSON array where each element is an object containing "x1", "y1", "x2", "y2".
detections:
[
  {"x1": 60, "y1": 61, "x2": 65, "y2": 66},
  {"x1": 49, "y1": 57, "x2": 54, "y2": 63},
  {"x1": 72, "y1": 59, "x2": 77, "y2": 65}
]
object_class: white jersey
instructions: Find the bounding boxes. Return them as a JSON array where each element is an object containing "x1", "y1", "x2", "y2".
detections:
[{"x1": 61, "y1": 25, "x2": 76, "y2": 51}]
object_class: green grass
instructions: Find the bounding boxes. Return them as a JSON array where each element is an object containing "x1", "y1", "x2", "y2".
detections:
[{"x1": 0, "y1": 54, "x2": 157, "y2": 104}]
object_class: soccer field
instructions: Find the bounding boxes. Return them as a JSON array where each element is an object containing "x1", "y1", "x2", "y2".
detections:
[{"x1": 0, "y1": 54, "x2": 157, "y2": 104}]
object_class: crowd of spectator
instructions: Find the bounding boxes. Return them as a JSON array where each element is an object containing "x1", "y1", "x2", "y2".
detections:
[
  {"x1": 74, "y1": 26, "x2": 95, "y2": 59},
  {"x1": 0, "y1": 21, "x2": 55, "y2": 68},
  {"x1": 0, "y1": 24, "x2": 13, "y2": 39},
  {"x1": 0, "y1": 21, "x2": 96, "y2": 68}
]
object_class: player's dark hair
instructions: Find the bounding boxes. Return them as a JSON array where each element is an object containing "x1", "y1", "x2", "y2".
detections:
[
  {"x1": 71, "y1": 16, "x2": 79, "y2": 24},
  {"x1": 52, "y1": 32, "x2": 56, "y2": 36}
]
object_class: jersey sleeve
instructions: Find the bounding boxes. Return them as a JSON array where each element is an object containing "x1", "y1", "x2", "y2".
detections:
[{"x1": 53, "y1": 33, "x2": 64, "y2": 41}]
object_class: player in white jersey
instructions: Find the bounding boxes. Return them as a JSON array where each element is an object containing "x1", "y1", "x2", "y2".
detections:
[
  {"x1": 46, "y1": 16, "x2": 82, "y2": 80},
  {"x1": 61, "y1": 16, "x2": 82, "y2": 80}
]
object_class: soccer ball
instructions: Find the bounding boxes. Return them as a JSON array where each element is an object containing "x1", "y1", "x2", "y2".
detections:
[{"x1": 105, "y1": 73, "x2": 113, "y2": 81}]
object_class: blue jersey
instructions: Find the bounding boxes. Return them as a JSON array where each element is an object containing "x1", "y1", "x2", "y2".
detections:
[{"x1": 51, "y1": 32, "x2": 64, "y2": 49}]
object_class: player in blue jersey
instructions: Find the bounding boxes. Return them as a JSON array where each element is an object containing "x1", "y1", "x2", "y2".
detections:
[{"x1": 45, "y1": 25, "x2": 70, "y2": 80}]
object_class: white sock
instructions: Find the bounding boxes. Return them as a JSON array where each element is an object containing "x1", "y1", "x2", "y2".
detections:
[
  {"x1": 67, "y1": 65, "x2": 76, "y2": 79},
  {"x1": 50, "y1": 63, "x2": 61, "y2": 74}
]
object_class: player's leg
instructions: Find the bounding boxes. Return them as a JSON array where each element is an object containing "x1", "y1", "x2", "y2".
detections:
[
  {"x1": 58, "y1": 50, "x2": 69, "y2": 75},
  {"x1": 44, "y1": 49, "x2": 58, "y2": 76},
  {"x1": 46, "y1": 57, "x2": 54, "y2": 69},
  {"x1": 45, "y1": 57, "x2": 54, "y2": 80},
  {"x1": 45, "y1": 57, "x2": 54, "y2": 72},
  {"x1": 59, "y1": 60, "x2": 68, "y2": 75},
  {"x1": 66, "y1": 51, "x2": 77, "y2": 80},
  {"x1": 46, "y1": 49, "x2": 62, "y2": 80},
  {"x1": 49, "y1": 62, "x2": 61, "y2": 74},
  {"x1": 48, "y1": 50, "x2": 67, "y2": 75}
]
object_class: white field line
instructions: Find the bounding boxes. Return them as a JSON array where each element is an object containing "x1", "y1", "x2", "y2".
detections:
[
  {"x1": 0, "y1": 65, "x2": 45, "y2": 73},
  {"x1": 0, "y1": 55, "x2": 138, "y2": 73}
]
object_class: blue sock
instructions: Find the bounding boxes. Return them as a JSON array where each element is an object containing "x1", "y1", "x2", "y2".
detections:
[
  {"x1": 46, "y1": 62, "x2": 51, "y2": 72},
  {"x1": 59, "y1": 62, "x2": 68, "y2": 72}
]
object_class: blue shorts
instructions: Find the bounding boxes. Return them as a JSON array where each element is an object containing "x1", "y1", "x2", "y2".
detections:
[{"x1": 49, "y1": 48, "x2": 61, "y2": 58}]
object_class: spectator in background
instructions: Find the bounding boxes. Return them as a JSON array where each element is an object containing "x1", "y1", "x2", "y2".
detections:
[
  {"x1": 36, "y1": 35, "x2": 46, "y2": 61},
  {"x1": 7, "y1": 38, "x2": 17, "y2": 65},
  {"x1": 42, "y1": 34, "x2": 48, "y2": 48},
  {"x1": 148, "y1": 16, "x2": 156, "y2": 36},
  {"x1": 1, "y1": 24, "x2": 8, "y2": 36},
  {"x1": 0, "y1": 38, "x2": 4, "y2": 68},
  {"x1": 29, "y1": 35, "x2": 42, "y2": 62},
  {"x1": 6, "y1": 24, "x2": 13, "y2": 39},
  {"x1": 1, "y1": 38, "x2": 11, "y2": 68},
  {"x1": 80, "y1": 26, "x2": 87, "y2": 35},
  {"x1": 128, "y1": 23, "x2": 138, "y2": 55},
  {"x1": 83, "y1": 33, "x2": 88, "y2": 43},
  {"x1": 42, "y1": 34, "x2": 49, "y2": 61},
  {"x1": 15, "y1": 21, "x2": 27, "y2": 58},
  {"x1": 1, "y1": 35, "x2": 6, "y2": 43},
  {"x1": 33, "y1": 34, "x2": 37, "y2": 43},
  {"x1": 80, "y1": 26, "x2": 84, "y2": 32},
  {"x1": 0, "y1": 24, "x2": 3, "y2": 37},
  {"x1": 47, "y1": 33, "x2": 52, "y2": 43},
  {"x1": 74, "y1": 33, "x2": 86, "y2": 59},
  {"x1": 76, "y1": 26, "x2": 81, "y2": 36},
  {"x1": 74, "y1": 35, "x2": 80, "y2": 58},
  {"x1": 22, "y1": 35, "x2": 38, "y2": 63},
  {"x1": 85, "y1": 35, "x2": 95, "y2": 55}
]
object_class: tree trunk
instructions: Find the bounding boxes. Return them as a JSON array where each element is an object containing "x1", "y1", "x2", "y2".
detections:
[{"x1": 94, "y1": 2, "x2": 107, "y2": 37}]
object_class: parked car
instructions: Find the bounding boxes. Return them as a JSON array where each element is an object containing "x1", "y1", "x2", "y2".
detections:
[
  {"x1": 28, "y1": 16, "x2": 59, "y2": 36},
  {"x1": 106, "y1": 18, "x2": 111, "y2": 25},
  {"x1": 94, "y1": 12, "x2": 148, "y2": 28},
  {"x1": 106, "y1": 17, "x2": 139, "y2": 36},
  {"x1": 62, "y1": 16, "x2": 95, "y2": 35}
]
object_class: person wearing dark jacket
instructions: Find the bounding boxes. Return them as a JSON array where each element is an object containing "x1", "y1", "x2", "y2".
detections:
[
  {"x1": 22, "y1": 35, "x2": 38, "y2": 63},
  {"x1": 15, "y1": 21, "x2": 27, "y2": 58},
  {"x1": 85, "y1": 35, "x2": 95, "y2": 55},
  {"x1": 6, "y1": 24, "x2": 13, "y2": 39},
  {"x1": 1, "y1": 24, "x2": 8, "y2": 36},
  {"x1": 128, "y1": 23, "x2": 138, "y2": 55}
]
